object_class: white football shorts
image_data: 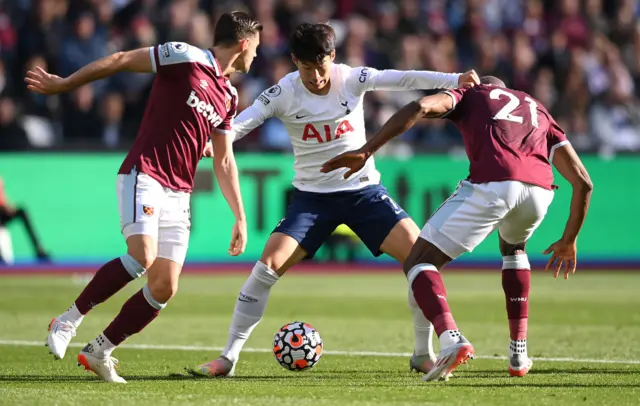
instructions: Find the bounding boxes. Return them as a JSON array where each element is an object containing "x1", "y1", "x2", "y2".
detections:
[
  {"x1": 116, "y1": 168, "x2": 191, "y2": 265},
  {"x1": 420, "y1": 180, "x2": 554, "y2": 259}
]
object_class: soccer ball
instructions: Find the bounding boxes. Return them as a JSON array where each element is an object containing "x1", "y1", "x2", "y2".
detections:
[{"x1": 273, "y1": 321, "x2": 323, "y2": 371}]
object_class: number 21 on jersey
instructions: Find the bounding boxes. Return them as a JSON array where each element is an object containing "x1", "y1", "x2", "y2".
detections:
[{"x1": 490, "y1": 89, "x2": 539, "y2": 128}]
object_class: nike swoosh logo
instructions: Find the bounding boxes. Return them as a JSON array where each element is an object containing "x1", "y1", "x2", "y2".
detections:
[
  {"x1": 238, "y1": 298, "x2": 254, "y2": 303},
  {"x1": 295, "y1": 114, "x2": 308, "y2": 119}
]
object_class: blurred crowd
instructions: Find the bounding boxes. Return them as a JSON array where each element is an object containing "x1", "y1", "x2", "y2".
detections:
[{"x1": 0, "y1": 0, "x2": 639, "y2": 155}]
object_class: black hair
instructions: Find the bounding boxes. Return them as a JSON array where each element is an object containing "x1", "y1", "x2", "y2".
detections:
[
  {"x1": 290, "y1": 23, "x2": 336, "y2": 64},
  {"x1": 480, "y1": 76, "x2": 506, "y2": 87},
  {"x1": 213, "y1": 11, "x2": 263, "y2": 47}
]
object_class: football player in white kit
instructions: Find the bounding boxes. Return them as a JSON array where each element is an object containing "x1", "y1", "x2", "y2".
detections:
[{"x1": 191, "y1": 23, "x2": 480, "y2": 378}]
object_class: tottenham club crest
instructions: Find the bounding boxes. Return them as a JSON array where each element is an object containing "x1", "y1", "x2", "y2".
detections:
[{"x1": 143, "y1": 205, "x2": 155, "y2": 216}]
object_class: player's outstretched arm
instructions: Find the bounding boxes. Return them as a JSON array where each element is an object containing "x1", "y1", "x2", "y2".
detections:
[
  {"x1": 543, "y1": 144, "x2": 593, "y2": 279},
  {"x1": 211, "y1": 131, "x2": 247, "y2": 256},
  {"x1": 356, "y1": 67, "x2": 479, "y2": 93},
  {"x1": 25, "y1": 48, "x2": 153, "y2": 95},
  {"x1": 321, "y1": 93, "x2": 453, "y2": 178}
]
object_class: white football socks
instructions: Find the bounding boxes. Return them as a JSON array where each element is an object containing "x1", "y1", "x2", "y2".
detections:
[
  {"x1": 87, "y1": 333, "x2": 117, "y2": 359},
  {"x1": 439, "y1": 329, "x2": 462, "y2": 349},
  {"x1": 59, "y1": 303, "x2": 84, "y2": 328},
  {"x1": 509, "y1": 339, "x2": 528, "y2": 357},
  {"x1": 221, "y1": 261, "x2": 279, "y2": 364},
  {"x1": 407, "y1": 286, "x2": 436, "y2": 358}
]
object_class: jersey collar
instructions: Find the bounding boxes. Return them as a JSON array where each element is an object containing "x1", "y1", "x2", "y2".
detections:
[{"x1": 207, "y1": 49, "x2": 223, "y2": 77}]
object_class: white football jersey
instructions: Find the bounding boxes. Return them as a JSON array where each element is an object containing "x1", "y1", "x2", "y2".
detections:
[{"x1": 233, "y1": 64, "x2": 461, "y2": 193}]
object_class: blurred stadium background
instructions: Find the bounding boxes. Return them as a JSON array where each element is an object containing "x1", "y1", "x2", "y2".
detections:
[
  {"x1": 0, "y1": 0, "x2": 639, "y2": 268},
  {"x1": 1, "y1": 3, "x2": 640, "y2": 403}
]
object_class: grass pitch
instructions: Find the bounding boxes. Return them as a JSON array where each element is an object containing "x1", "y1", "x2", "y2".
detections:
[{"x1": 0, "y1": 271, "x2": 639, "y2": 405}]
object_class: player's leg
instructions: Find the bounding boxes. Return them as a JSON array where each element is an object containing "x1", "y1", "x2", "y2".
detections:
[
  {"x1": 403, "y1": 237, "x2": 475, "y2": 382},
  {"x1": 498, "y1": 236, "x2": 533, "y2": 377},
  {"x1": 47, "y1": 171, "x2": 160, "y2": 360},
  {"x1": 78, "y1": 189, "x2": 190, "y2": 383},
  {"x1": 378, "y1": 217, "x2": 439, "y2": 373},
  {"x1": 406, "y1": 180, "x2": 508, "y2": 381},
  {"x1": 212, "y1": 234, "x2": 307, "y2": 373},
  {"x1": 194, "y1": 190, "x2": 337, "y2": 377},
  {"x1": 497, "y1": 182, "x2": 554, "y2": 377},
  {"x1": 345, "y1": 185, "x2": 440, "y2": 374},
  {"x1": 77, "y1": 258, "x2": 180, "y2": 384}
]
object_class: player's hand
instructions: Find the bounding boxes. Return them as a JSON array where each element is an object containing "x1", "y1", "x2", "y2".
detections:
[
  {"x1": 543, "y1": 240, "x2": 577, "y2": 279},
  {"x1": 458, "y1": 70, "x2": 480, "y2": 89},
  {"x1": 320, "y1": 148, "x2": 369, "y2": 179},
  {"x1": 24, "y1": 67, "x2": 70, "y2": 95},
  {"x1": 203, "y1": 141, "x2": 214, "y2": 158},
  {"x1": 228, "y1": 218, "x2": 247, "y2": 256}
]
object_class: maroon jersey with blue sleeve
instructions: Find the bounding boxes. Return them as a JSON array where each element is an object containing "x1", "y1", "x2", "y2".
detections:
[
  {"x1": 119, "y1": 42, "x2": 238, "y2": 192},
  {"x1": 441, "y1": 84, "x2": 568, "y2": 190}
]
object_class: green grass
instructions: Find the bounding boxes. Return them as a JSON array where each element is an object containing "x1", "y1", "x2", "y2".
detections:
[{"x1": 0, "y1": 272, "x2": 639, "y2": 405}]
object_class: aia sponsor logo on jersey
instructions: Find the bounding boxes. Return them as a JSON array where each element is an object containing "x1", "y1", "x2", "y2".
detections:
[
  {"x1": 302, "y1": 120, "x2": 354, "y2": 143},
  {"x1": 143, "y1": 205, "x2": 155, "y2": 216},
  {"x1": 186, "y1": 90, "x2": 223, "y2": 126}
]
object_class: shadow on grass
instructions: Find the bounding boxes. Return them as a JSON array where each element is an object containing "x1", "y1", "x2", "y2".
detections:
[
  {"x1": 444, "y1": 383, "x2": 640, "y2": 388},
  {"x1": 0, "y1": 375, "x2": 100, "y2": 383},
  {"x1": 458, "y1": 368, "x2": 640, "y2": 377}
]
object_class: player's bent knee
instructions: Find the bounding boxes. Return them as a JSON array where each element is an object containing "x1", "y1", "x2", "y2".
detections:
[
  {"x1": 147, "y1": 278, "x2": 178, "y2": 304},
  {"x1": 402, "y1": 238, "x2": 451, "y2": 275},
  {"x1": 259, "y1": 233, "x2": 307, "y2": 275},
  {"x1": 380, "y1": 218, "x2": 420, "y2": 264},
  {"x1": 499, "y1": 236, "x2": 527, "y2": 257},
  {"x1": 125, "y1": 235, "x2": 157, "y2": 269}
]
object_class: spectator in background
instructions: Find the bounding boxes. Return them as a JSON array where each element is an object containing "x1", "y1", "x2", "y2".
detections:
[
  {"x1": 2, "y1": 0, "x2": 640, "y2": 154},
  {"x1": 0, "y1": 177, "x2": 50, "y2": 263},
  {"x1": 59, "y1": 10, "x2": 108, "y2": 96},
  {"x1": 16, "y1": 0, "x2": 66, "y2": 85},
  {"x1": 0, "y1": 59, "x2": 9, "y2": 97},
  {"x1": 0, "y1": 95, "x2": 31, "y2": 150},
  {"x1": 0, "y1": 5, "x2": 16, "y2": 57},
  {"x1": 61, "y1": 84, "x2": 102, "y2": 144}
]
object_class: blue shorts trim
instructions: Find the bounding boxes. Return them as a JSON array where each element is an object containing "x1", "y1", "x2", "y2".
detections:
[{"x1": 273, "y1": 185, "x2": 409, "y2": 258}]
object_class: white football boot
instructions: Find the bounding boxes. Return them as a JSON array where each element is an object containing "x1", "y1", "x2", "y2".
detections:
[
  {"x1": 508, "y1": 340, "x2": 533, "y2": 377},
  {"x1": 410, "y1": 353, "x2": 453, "y2": 380},
  {"x1": 77, "y1": 343, "x2": 126, "y2": 383},
  {"x1": 509, "y1": 354, "x2": 533, "y2": 377},
  {"x1": 422, "y1": 335, "x2": 474, "y2": 382},
  {"x1": 189, "y1": 356, "x2": 236, "y2": 378},
  {"x1": 46, "y1": 318, "x2": 76, "y2": 360}
]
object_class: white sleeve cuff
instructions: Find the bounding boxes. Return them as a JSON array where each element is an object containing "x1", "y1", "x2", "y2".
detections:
[
  {"x1": 149, "y1": 47, "x2": 157, "y2": 73},
  {"x1": 549, "y1": 140, "x2": 570, "y2": 163}
]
